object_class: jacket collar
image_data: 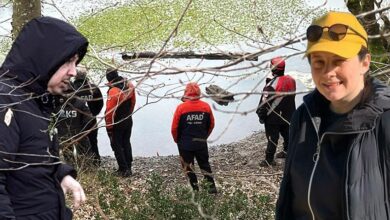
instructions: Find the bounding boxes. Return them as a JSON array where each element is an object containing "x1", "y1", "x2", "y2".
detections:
[{"x1": 303, "y1": 78, "x2": 390, "y2": 133}]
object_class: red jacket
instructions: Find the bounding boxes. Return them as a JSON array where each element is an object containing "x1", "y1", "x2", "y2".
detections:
[
  {"x1": 256, "y1": 75, "x2": 296, "y2": 125},
  {"x1": 171, "y1": 83, "x2": 215, "y2": 150},
  {"x1": 105, "y1": 79, "x2": 136, "y2": 131}
]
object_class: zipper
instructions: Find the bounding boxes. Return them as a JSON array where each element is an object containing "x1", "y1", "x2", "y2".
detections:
[
  {"x1": 307, "y1": 141, "x2": 321, "y2": 220},
  {"x1": 303, "y1": 102, "x2": 371, "y2": 220},
  {"x1": 303, "y1": 103, "x2": 320, "y2": 220},
  {"x1": 344, "y1": 139, "x2": 353, "y2": 220}
]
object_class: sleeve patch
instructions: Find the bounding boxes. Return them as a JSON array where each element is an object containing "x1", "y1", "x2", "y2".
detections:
[{"x1": 4, "y1": 108, "x2": 13, "y2": 127}]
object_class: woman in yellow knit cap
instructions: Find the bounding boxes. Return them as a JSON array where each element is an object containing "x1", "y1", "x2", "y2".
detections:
[{"x1": 276, "y1": 11, "x2": 390, "y2": 219}]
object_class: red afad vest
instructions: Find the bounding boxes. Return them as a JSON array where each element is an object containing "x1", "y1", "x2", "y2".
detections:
[{"x1": 274, "y1": 75, "x2": 296, "y2": 92}]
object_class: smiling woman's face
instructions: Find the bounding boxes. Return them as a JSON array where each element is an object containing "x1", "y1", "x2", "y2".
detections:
[
  {"x1": 310, "y1": 51, "x2": 370, "y2": 113},
  {"x1": 47, "y1": 54, "x2": 79, "y2": 95}
]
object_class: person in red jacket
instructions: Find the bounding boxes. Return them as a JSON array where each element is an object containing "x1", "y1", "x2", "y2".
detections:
[
  {"x1": 171, "y1": 82, "x2": 217, "y2": 194},
  {"x1": 105, "y1": 72, "x2": 136, "y2": 177},
  {"x1": 256, "y1": 57, "x2": 296, "y2": 167}
]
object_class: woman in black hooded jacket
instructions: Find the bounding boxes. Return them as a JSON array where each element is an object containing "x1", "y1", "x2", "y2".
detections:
[
  {"x1": 276, "y1": 11, "x2": 390, "y2": 220},
  {"x1": 0, "y1": 17, "x2": 88, "y2": 219}
]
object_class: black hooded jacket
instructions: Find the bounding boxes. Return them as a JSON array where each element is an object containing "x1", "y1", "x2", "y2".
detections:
[
  {"x1": 0, "y1": 17, "x2": 88, "y2": 219},
  {"x1": 73, "y1": 78, "x2": 103, "y2": 116},
  {"x1": 53, "y1": 93, "x2": 93, "y2": 154},
  {"x1": 276, "y1": 78, "x2": 390, "y2": 220}
]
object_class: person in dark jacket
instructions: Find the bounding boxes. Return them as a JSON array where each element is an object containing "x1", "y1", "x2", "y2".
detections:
[
  {"x1": 105, "y1": 74, "x2": 136, "y2": 177},
  {"x1": 106, "y1": 67, "x2": 119, "y2": 83},
  {"x1": 256, "y1": 57, "x2": 296, "y2": 167},
  {"x1": 0, "y1": 17, "x2": 88, "y2": 219},
  {"x1": 276, "y1": 11, "x2": 390, "y2": 220},
  {"x1": 53, "y1": 91, "x2": 94, "y2": 167},
  {"x1": 72, "y1": 68, "x2": 103, "y2": 165},
  {"x1": 171, "y1": 82, "x2": 217, "y2": 194}
]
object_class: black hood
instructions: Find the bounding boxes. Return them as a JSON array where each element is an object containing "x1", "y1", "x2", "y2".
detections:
[
  {"x1": 0, "y1": 16, "x2": 88, "y2": 95},
  {"x1": 111, "y1": 76, "x2": 126, "y2": 90}
]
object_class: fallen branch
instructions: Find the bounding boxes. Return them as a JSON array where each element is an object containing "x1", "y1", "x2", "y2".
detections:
[{"x1": 122, "y1": 51, "x2": 258, "y2": 61}]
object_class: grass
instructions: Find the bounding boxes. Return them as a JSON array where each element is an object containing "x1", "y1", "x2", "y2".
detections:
[
  {"x1": 75, "y1": 0, "x2": 315, "y2": 51},
  {"x1": 74, "y1": 170, "x2": 275, "y2": 219}
]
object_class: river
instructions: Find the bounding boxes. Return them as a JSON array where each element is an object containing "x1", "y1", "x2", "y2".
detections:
[
  {"x1": 0, "y1": 0, "x2": 347, "y2": 157},
  {"x1": 95, "y1": 53, "x2": 312, "y2": 157}
]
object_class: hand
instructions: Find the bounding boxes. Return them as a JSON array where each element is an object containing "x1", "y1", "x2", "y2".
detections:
[{"x1": 60, "y1": 175, "x2": 86, "y2": 210}]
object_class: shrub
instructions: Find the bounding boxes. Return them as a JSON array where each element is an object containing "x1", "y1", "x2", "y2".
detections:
[{"x1": 78, "y1": 171, "x2": 275, "y2": 219}]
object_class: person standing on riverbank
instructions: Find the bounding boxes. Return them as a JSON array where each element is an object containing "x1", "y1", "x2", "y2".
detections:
[
  {"x1": 0, "y1": 17, "x2": 87, "y2": 219},
  {"x1": 53, "y1": 89, "x2": 94, "y2": 167},
  {"x1": 73, "y1": 68, "x2": 103, "y2": 166},
  {"x1": 105, "y1": 70, "x2": 136, "y2": 177},
  {"x1": 276, "y1": 11, "x2": 390, "y2": 219},
  {"x1": 256, "y1": 57, "x2": 296, "y2": 167},
  {"x1": 171, "y1": 82, "x2": 217, "y2": 194}
]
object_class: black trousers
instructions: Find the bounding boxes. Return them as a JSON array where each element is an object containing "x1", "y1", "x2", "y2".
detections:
[
  {"x1": 87, "y1": 118, "x2": 101, "y2": 164},
  {"x1": 111, "y1": 121, "x2": 133, "y2": 171},
  {"x1": 61, "y1": 135, "x2": 91, "y2": 167},
  {"x1": 178, "y1": 148, "x2": 216, "y2": 190},
  {"x1": 264, "y1": 123, "x2": 289, "y2": 161}
]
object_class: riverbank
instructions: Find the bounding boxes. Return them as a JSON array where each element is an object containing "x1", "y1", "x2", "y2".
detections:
[{"x1": 73, "y1": 131, "x2": 285, "y2": 219}]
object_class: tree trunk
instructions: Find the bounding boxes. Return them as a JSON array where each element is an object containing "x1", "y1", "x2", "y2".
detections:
[
  {"x1": 347, "y1": 0, "x2": 390, "y2": 83},
  {"x1": 346, "y1": 0, "x2": 362, "y2": 15},
  {"x1": 347, "y1": 0, "x2": 381, "y2": 42},
  {"x1": 122, "y1": 51, "x2": 258, "y2": 61},
  {"x1": 12, "y1": 0, "x2": 41, "y2": 39}
]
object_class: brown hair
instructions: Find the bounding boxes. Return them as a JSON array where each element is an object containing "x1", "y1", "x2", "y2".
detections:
[{"x1": 307, "y1": 46, "x2": 369, "y2": 64}]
